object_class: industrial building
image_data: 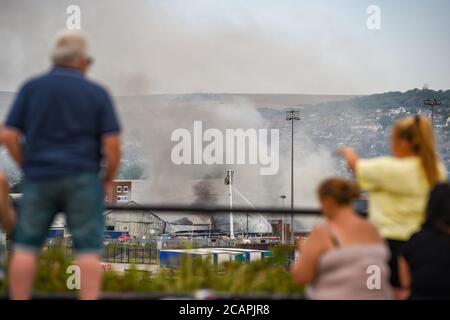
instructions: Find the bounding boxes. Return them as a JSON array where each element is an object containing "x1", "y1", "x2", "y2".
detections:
[
  {"x1": 104, "y1": 201, "x2": 166, "y2": 239},
  {"x1": 104, "y1": 179, "x2": 274, "y2": 239}
]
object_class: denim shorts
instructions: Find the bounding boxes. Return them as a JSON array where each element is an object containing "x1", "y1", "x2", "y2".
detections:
[{"x1": 14, "y1": 174, "x2": 104, "y2": 256}]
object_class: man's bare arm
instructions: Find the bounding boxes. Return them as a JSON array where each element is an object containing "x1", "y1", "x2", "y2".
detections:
[
  {"x1": 102, "y1": 134, "x2": 121, "y2": 193},
  {"x1": 2, "y1": 127, "x2": 24, "y2": 166}
]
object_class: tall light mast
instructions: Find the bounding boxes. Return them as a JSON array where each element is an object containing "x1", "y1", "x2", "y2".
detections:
[
  {"x1": 224, "y1": 169, "x2": 235, "y2": 239},
  {"x1": 286, "y1": 110, "x2": 300, "y2": 244}
]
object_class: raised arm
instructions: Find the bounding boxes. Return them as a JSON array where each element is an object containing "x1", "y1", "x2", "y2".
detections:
[{"x1": 336, "y1": 147, "x2": 359, "y2": 173}]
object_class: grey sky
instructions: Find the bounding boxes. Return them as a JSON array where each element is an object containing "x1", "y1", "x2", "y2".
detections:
[{"x1": 0, "y1": 0, "x2": 449, "y2": 95}]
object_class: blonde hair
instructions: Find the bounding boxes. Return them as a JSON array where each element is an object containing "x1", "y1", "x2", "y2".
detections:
[{"x1": 394, "y1": 115, "x2": 440, "y2": 186}]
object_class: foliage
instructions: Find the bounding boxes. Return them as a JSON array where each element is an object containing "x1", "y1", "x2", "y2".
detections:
[
  {"x1": 0, "y1": 245, "x2": 303, "y2": 296},
  {"x1": 103, "y1": 245, "x2": 302, "y2": 295},
  {"x1": 34, "y1": 247, "x2": 74, "y2": 292},
  {"x1": 0, "y1": 246, "x2": 74, "y2": 294}
]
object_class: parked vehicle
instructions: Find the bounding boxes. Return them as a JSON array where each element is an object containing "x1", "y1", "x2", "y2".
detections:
[{"x1": 118, "y1": 234, "x2": 132, "y2": 242}]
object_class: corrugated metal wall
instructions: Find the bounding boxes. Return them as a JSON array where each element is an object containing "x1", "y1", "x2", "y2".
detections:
[{"x1": 105, "y1": 211, "x2": 165, "y2": 238}]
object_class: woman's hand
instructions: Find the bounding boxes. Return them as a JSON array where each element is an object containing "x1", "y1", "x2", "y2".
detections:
[{"x1": 336, "y1": 147, "x2": 359, "y2": 173}]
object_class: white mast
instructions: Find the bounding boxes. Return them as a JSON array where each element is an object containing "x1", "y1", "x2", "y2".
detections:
[{"x1": 225, "y1": 169, "x2": 234, "y2": 239}]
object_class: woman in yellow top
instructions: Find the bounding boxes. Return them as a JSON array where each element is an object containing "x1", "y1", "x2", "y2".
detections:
[{"x1": 338, "y1": 115, "x2": 447, "y2": 291}]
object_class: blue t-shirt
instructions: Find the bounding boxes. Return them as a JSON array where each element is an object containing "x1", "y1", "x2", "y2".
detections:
[{"x1": 5, "y1": 67, "x2": 121, "y2": 180}]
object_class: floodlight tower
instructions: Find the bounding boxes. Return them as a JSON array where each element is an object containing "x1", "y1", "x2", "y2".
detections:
[
  {"x1": 424, "y1": 99, "x2": 442, "y2": 126},
  {"x1": 286, "y1": 110, "x2": 301, "y2": 245},
  {"x1": 224, "y1": 169, "x2": 235, "y2": 239},
  {"x1": 280, "y1": 194, "x2": 287, "y2": 244}
]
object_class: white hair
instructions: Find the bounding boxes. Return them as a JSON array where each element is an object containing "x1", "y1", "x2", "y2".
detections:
[{"x1": 51, "y1": 30, "x2": 90, "y2": 67}]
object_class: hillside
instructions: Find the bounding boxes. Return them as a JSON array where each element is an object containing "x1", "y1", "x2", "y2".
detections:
[{"x1": 314, "y1": 89, "x2": 450, "y2": 110}]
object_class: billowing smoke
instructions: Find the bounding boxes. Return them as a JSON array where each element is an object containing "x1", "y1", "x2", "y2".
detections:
[
  {"x1": 118, "y1": 95, "x2": 280, "y2": 206},
  {"x1": 0, "y1": 1, "x2": 345, "y2": 232},
  {"x1": 192, "y1": 178, "x2": 219, "y2": 207},
  {"x1": 0, "y1": 0, "x2": 403, "y2": 95},
  {"x1": 116, "y1": 94, "x2": 336, "y2": 233}
]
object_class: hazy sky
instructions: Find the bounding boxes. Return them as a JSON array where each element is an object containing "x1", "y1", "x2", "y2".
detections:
[{"x1": 0, "y1": 0, "x2": 449, "y2": 95}]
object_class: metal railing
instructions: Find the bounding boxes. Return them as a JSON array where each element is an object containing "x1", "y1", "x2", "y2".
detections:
[
  {"x1": 25, "y1": 205, "x2": 325, "y2": 265},
  {"x1": 103, "y1": 245, "x2": 157, "y2": 264},
  {"x1": 104, "y1": 204, "x2": 322, "y2": 215}
]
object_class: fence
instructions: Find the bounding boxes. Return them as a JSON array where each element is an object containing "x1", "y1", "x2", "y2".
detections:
[
  {"x1": 103, "y1": 245, "x2": 157, "y2": 264},
  {"x1": 7, "y1": 205, "x2": 329, "y2": 266},
  {"x1": 42, "y1": 240, "x2": 281, "y2": 265},
  {"x1": 100, "y1": 204, "x2": 319, "y2": 266}
]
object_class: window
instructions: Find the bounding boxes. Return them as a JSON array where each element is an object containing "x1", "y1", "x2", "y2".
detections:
[
  {"x1": 116, "y1": 195, "x2": 128, "y2": 202},
  {"x1": 123, "y1": 186, "x2": 129, "y2": 193},
  {"x1": 117, "y1": 186, "x2": 122, "y2": 193}
]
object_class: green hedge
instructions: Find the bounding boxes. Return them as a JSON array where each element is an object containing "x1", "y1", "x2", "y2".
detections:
[{"x1": 0, "y1": 245, "x2": 303, "y2": 296}]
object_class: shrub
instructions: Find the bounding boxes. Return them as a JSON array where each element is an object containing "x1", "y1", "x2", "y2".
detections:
[{"x1": 1, "y1": 245, "x2": 304, "y2": 297}]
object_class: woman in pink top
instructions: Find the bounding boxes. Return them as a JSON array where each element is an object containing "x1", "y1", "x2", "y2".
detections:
[{"x1": 292, "y1": 178, "x2": 392, "y2": 300}]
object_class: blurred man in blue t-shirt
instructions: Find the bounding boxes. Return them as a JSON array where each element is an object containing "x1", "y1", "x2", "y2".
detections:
[{"x1": 2, "y1": 31, "x2": 121, "y2": 300}]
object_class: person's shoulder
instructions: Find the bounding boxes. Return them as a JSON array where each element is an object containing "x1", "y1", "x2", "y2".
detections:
[
  {"x1": 309, "y1": 223, "x2": 331, "y2": 241},
  {"x1": 305, "y1": 224, "x2": 330, "y2": 250},
  {"x1": 357, "y1": 156, "x2": 398, "y2": 174},
  {"x1": 83, "y1": 78, "x2": 110, "y2": 95},
  {"x1": 18, "y1": 71, "x2": 52, "y2": 92},
  {"x1": 310, "y1": 223, "x2": 328, "y2": 235},
  {"x1": 359, "y1": 219, "x2": 383, "y2": 241},
  {"x1": 365, "y1": 156, "x2": 420, "y2": 171},
  {"x1": 83, "y1": 78, "x2": 115, "y2": 106},
  {"x1": 405, "y1": 227, "x2": 433, "y2": 247},
  {"x1": 417, "y1": 226, "x2": 446, "y2": 241},
  {"x1": 360, "y1": 156, "x2": 394, "y2": 166},
  {"x1": 377, "y1": 156, "x2": 410, "y2": 166}
]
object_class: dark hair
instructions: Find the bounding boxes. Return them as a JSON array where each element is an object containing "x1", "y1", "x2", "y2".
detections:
[
  {"x1": 318, "y1": 178, "x2": 360, "y2": 205},
  {"x1": 424, "y1": 183, "x2": 450, "y2": 233}
]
